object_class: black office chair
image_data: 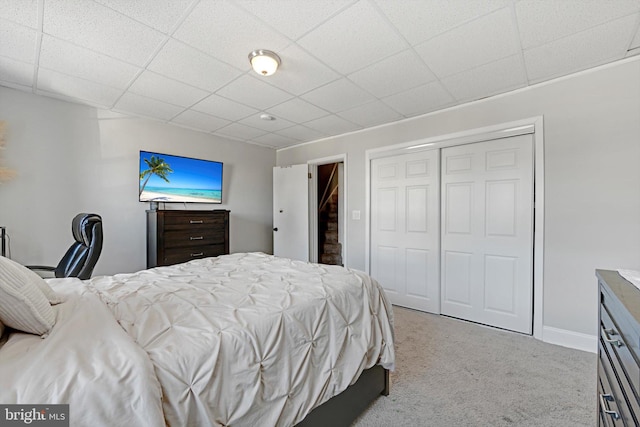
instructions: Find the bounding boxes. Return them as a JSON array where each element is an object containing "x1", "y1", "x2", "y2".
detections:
[{"x1": 29, "y1": 213, "x2": 103, "y2": 280}]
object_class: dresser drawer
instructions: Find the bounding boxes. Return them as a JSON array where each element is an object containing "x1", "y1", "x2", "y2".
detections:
[
  {"x1": 163, "y1": 229, "x2": 226, "y2": 249},
  {"x1": 598, "y1": 358, "x2": 628, "y2": 426},
  {"x1": 161, "y1": 244, "x2": 227, "y2": 265},
  {"x1": 162, "y1": 212, "x2": 226, "y2": 230},
  {"x1": 601, "y1": 286, "x2": 640, "y2": 397}
]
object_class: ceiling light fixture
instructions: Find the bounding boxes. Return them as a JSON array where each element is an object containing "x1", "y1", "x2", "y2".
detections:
[{"x1": 248, "y1": 49, "x2": 281, "y2": 76}]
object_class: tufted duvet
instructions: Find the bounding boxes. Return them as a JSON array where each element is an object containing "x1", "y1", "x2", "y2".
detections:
[{"x1": 1, "y1": 253, "x2": 395, "y2": 427}]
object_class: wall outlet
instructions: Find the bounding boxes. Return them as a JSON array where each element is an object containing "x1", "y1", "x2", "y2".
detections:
[{"x1": 352, "y1": 210, "x2": 361, "y2": 220}]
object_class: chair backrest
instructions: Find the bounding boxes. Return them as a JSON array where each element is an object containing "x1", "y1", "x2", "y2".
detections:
[{"x1": 55, "y1": 213, "x2": 103, "y2": 280}]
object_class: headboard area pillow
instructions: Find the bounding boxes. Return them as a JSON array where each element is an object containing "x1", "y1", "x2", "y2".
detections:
[{"x1": 0, "y1": 256, "x2": 56, "y2": 336}]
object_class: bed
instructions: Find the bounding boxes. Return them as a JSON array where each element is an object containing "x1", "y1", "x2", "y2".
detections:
[{"x1": 0, "y1": 252, "x2": 395, "y2": 426}]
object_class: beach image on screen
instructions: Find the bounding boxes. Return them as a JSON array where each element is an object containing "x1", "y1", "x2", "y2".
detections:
[{"x1": 139, "y1": 152, "x2": 222, "y2": 203}]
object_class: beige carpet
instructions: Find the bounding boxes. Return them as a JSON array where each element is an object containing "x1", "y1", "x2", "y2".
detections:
[{"x1": 353, "y1": 307, "x2": 596, "y2": 426}]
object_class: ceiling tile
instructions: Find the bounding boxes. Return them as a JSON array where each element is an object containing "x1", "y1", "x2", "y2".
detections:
[
  {"x1": 37, "y1": 68, "x2": 123, "y2": 107},
  {"x1": 0, "y1": 19, "x2": 37, "y2": 63},
  {"x1": 303, "y1": 114, "x2": 362, "y2": 135},
  {"x1": 415, "y1": 7, "x2": 519, "y2": 78},
  {"x1": 250, "y1": 132, "x2": 299, "y2": 148},
  {"x1": 260, "y1": 44, "x2": 340, "y2": 96},
  {"x1": 337, "y1": 100, "x2": 403, "y2": 128},
  {"x1": 173, "y1": 0, "x2": 291, "y2": 71},
  {"x1": 215, "y1": 74, "x2": 293, "y2": 111},
  {"x1": 301, "y1": 78, "x2": 374, "y2": 113},
  {"x1": 524, "y1": 15, "x2": 638, "y2": 83},
  {"x1": 128, "y1": 71, "x2": 208, "y2": 108},
  {"x1": 348, "y1": 49, "x2": 436, "y2": 98},
  {"x1": 374, "y1": 0, "x2": 510, "y2": 45},
  {"x1": 215, "y1": 122, "x2": 268, "y2": 140},
  {"x1": 383, "y1": 81, "x2": 454, "y2": 117},
  {"x1": 516, "y1": 0, "x2": 640, "y2": 49},
  {"x1": 39, "y1": 36, "x2": 140, "y2": 89},
  {"x1": 93, "y1": 0, "x2": 195, "y2": 33},
  {"x1": 238, "y1": 114, "x2": 295, "y2": 132},
  {"x1": 43, "y1": 0, "x2": 166, "y2": 67},
  {"x1": 147, "y1": 39, "x2": 242, "y2": 91},
  {"x1": 234, "y1": 0, "x2": 355, "y2": 40},
  {"x1": 266, "y1": 98, "x2": 328, "y2": 123},
  {"x1": 297, "y1": 1, "x2": 406, "y2": 74},
  {"x1": 192, "y1": 94, "x2": 258, "y2": 121},
  {"x1": 441, "y1": 55, "x2": 527, "y2": 103},
  {"x1": 275, "y1": 125, "x2": 326, "y2": 142},
  {"x1": 0, "y1": 0, "x2": 39, "y2": 28},
  {"x1": 114, "y1": 92, "x2": 184, "y2": 120},
  {"x1": 0, "y1": 56, "x2": 34, "y2": 87},
  {"x1": 170, "y1": 110, "x2": 230, "y2": 132}
]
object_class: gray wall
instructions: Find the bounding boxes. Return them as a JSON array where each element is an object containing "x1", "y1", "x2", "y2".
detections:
[
  {"x1": 277, "y1": 57, "x2": 640, "y2": 338},
  {"x1": 0, "y1": 86, "x2": 275, "y2": 275}
]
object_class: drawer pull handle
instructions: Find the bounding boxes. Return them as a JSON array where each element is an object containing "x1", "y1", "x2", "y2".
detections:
[
  {"x1": 602, "y1": 328, "x2": 623, "y2": 347},
  {"x1": 189, "y1": 220, "x2": 204, "y2": 224},
  {"x1": 604, "y1": 336, "x2": 623, "y2": 347},
  {"x1": 190, "y1": 236, "x2": 204, "y2": 240},
  {"x1": 190, "y1": 252, "x2": 204, "y2": 257},
  {"x1": 599, "y1": 394, "x2": 620, "y2": 420}
]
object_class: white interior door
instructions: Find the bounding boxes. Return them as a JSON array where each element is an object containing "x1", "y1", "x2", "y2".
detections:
[
  {"x1": 273, "y1": 165, "x2": 309, "y2": 261},
  {"x1": 440, "y1": 134, "x2": 534, "y2": 333},
  {"x1": 370, "y1": 149, "x2": 440, "y2": 313}
]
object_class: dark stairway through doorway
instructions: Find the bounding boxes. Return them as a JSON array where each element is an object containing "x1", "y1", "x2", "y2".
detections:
[{"x1": 318, "y1": 163, "x2": 342, "y2": 266}]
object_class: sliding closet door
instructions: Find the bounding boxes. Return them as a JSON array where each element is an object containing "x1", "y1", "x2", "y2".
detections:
[
  {"x1": 440, "y1": 135, "x2": 534, "y2": 334},
  {"x1": 370, "y1": 149, "x2": 440, "y2": 313}
]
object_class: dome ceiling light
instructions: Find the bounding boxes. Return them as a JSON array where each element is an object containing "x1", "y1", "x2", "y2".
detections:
[{"x1": 248, "y1": 50, "x2": 281, "y2": 76}]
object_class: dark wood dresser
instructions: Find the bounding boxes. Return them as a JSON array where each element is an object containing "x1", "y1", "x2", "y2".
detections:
[
  {"x1": 597, "y1": 269, "x2": 640, "y2": 426},
  {"x1": 147, "y1": 210, "x2": 229, "y2": 268}
]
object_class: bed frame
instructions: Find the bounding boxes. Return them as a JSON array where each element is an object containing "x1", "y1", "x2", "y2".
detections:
[{"x1": 296, "y1": 365, "x2": 390, "y2": 426}]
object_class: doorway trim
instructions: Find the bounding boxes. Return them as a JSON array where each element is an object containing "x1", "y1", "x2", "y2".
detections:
[
  {"x1": 308, "y1": 153, "x2": 348, "y2": 267},
  {"x1": 365, "y1": 116, "x2": 544, "y2": 339}
]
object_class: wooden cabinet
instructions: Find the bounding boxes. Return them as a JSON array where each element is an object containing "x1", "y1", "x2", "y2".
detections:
[
  {"x1": 597, "y1": 270, "x2": 640, "y2": 426},
  {"x1": 147, "y1": 210, "x2": 229, "y2": 268}
]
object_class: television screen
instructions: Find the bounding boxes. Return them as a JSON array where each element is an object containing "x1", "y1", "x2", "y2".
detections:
[{"x1": 139, "y1": 151, "x2": 223, "y2": 204}]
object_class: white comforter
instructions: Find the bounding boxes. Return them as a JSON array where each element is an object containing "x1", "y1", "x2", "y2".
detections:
[
  {"x1": 1, "y1": 253, "x2": 395, "y2": 427},
  {"x1": 0, "y1": 280, "x2": 166, "y2": 426}
]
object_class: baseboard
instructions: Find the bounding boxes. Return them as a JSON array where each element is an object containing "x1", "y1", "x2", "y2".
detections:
[{"x1": 542, "y1": 326, "x2": 597, "y2": 353}]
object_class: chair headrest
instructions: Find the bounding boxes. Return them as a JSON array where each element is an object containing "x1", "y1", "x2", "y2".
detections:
[{"x1": 72, "y1": 213, "x2": 102, "y2": 247}]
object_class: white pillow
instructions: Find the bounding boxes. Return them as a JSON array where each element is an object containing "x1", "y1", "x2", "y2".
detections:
[
  {"x1": 0, "y1": 256, "x2": 56, "y2": 336},
  {"x1": 23, "y1": 265, "x2": 63, "y2": 305}
]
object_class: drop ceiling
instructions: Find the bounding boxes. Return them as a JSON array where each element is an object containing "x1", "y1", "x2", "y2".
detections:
[{"x1": 1, "y1": 0, "x2": 639, "y2": 149}]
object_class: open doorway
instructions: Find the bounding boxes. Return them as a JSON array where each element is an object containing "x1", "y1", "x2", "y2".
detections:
[{"x1": 317, "y1": 163, "x2": 343, "y2": 265}]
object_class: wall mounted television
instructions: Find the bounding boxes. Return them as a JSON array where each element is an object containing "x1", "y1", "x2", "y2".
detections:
[{"x1": 139, "y1": 151, "x2": 223, "y2": 204}]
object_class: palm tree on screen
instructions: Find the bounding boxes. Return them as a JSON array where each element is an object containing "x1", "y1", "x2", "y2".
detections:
[{"x1": 139, "y1": 155, "x2": 173, "y2": 196}]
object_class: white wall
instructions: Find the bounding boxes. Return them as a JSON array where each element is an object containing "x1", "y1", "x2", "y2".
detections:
[
  {"x1": 277, "y1": 57, "x2": 640, "y2": 340},
  {"x1": 0, "y1": 87, "x2": 275, "y2": 275}
]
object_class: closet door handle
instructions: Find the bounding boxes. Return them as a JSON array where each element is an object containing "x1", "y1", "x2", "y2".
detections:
[{"x1": 599, "y1": 394, "x2": 620, "y2": 420}]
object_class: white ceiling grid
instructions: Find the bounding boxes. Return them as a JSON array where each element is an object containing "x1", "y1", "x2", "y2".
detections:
[{"x1": 0, "y1": 0, "x2": 638, "y2": 149}]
